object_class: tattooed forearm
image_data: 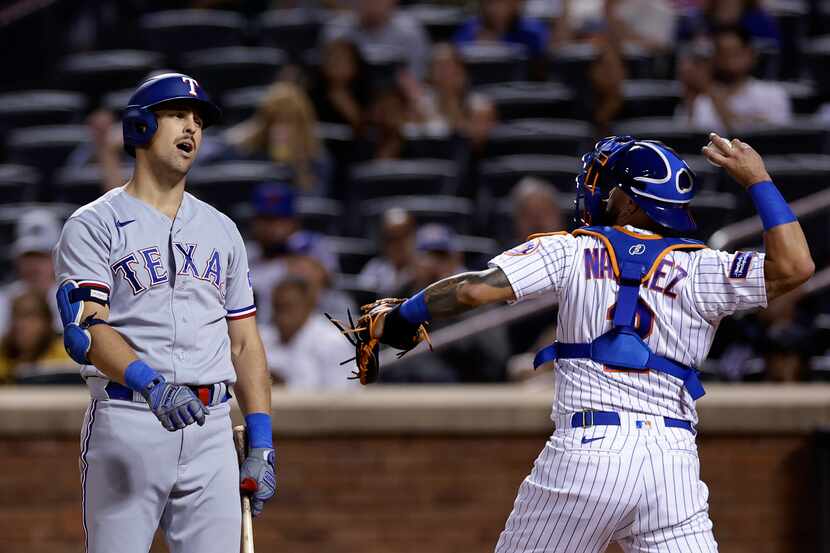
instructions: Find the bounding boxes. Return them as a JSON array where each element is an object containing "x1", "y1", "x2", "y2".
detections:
[{"x1": 423, "y1": 268, "x2": 514, "y2": 319}]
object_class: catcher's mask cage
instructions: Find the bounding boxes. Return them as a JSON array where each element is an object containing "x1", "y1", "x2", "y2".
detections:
[
  {"x1": 122, "y1": 72, "x2": 221, "y2": 157},
  {"x1": 575, "y1": 135, "x2": 698, "y2": 232}
]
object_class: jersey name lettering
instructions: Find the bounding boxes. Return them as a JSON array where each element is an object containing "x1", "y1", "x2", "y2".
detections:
[
  {"x1": 583, "y1": 247, "x2": 689, "y2": 298},
  {"x1": 111, "y1": 244, "x2": 223, "y2": 293}
]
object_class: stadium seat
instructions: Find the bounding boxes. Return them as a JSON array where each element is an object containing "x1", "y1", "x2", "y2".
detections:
[
  {"x1": 0, "y1": 91, "x2": 86, "y2": 134},
  {"x1": 681, "y1": 154, "x2": 723, "y2": 192},
  {"x1": 296, "y1": 196, "x2": 344, "y2": 235},
  {"x1": 259, "y1": 9, "x2": 323, "y2": 62},
  {"x1": 619, "y1": 80, "x2": 682, "y2": 119},
  {"x1": 222, "y1": 86, "x2": 268, "y2": 125},
  {"x1": 401, "y1": 129, "x2": 458, "y2": 160},
  {"x1": 804, "y1": 35, "x2": 830, "y2": 97},
  {"x1": 549, "y1": 42, "x2": 659, "y2": 84},
  {"x1": 58, "y1": 50, "x2": 164, "y2": 97},
  {"x1": 779, "y1": 80, "x2": 821, "y2": 115},
  {"x1": 770, "y1": 1, "x2": 809, "y2": 80},
  {"x1": 732, "y1": 119, "x2": 828, "y2": 155},
  {"x1": 485, "y1": 119, "x2": 593, "y2": 158},
  {"x1": 181, "y1": 47, "x2": 287, "y2": 96},
  {"x1": 611, "y1": 118, "x2": 709, "y2": 156},
  {"x1": 140, "y1": 10, "x2": 246, "y2": 59},
  {"x1": 474, "y1": 81, "x2": 576, "y2": 120},
  {"x1": 54, "y1": 165, "x2": 131, "y2": 205},
  {"x1": 324, "y1": 236, "x2": 376, "y2": 275},
  {"x1": 0, "y1": 165, "x2": 41, "y2": 204},
  {"x1": 349, "y1": 159, "x2": 459, "y2": 201},
  {"x1": 360, "y1": 195, "x2": 475, "y2": 236},
  {"x1": 332, "y1": 273, "x2": 378, "y2": 307},
  {"x1": 102, "y1": 89, "x2": 132, "y2": 115},
  {"x1": 761, "y1": 155, "x2": 830, "y2": 202},
  {"x1": 480, "y1": 154, "x2": 581, "y2": 197},
  {"x1": 459, "y1": 43, "x2": 529, "y2": 87},
  {"x1": 690, "y1": 191, "x2": 740, "y2": 240},
  {"x1": 6, "y1": 125, "x2": 90, "y2": 176},
  {"x1": 0, "y1": 202, "x2": 76, "y2": 246},
  {"x1": 403, "y1": 5, "x2": 465, "y2": 42},
  {"x1": 457, "y1": 234, "x2": 502, "y2": 270},
  {"x1": 187, "y1": 161, "x2": 293, "y2": 207}
]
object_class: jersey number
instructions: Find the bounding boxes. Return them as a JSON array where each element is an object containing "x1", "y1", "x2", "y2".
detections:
[{"x1": 604, "y1": 299, "x2": 655, "y2": 374}]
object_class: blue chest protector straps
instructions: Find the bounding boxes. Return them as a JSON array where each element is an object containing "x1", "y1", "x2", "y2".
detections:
[{"x1": 533, "y1": 226, "x2": 708, "y2": 400}]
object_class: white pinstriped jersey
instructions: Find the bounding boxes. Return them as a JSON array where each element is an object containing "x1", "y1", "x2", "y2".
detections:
[{"x1": 490, "y1": 225, "x2": 767, "y2": 424}]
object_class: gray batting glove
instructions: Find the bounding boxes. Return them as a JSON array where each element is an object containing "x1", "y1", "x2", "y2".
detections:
[
  {"x1": 140, "y1": 376, "x2": 209, "y2": 431},
  {"x1": 240, "y1": 447, "x2": 276, "y2": 517}
]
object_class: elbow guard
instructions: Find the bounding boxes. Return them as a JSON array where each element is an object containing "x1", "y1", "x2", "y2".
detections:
[{"x1": 56, "y1": 280, "x2": 110, "y2": 365}]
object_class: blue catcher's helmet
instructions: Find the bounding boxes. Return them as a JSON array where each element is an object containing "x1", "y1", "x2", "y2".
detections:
[
  {"x1": 122, "y1": 72, "x2": 221, "y2": 157},
  {"x1": 575, "y1": 136, "x2": 697, "y2": 232}
]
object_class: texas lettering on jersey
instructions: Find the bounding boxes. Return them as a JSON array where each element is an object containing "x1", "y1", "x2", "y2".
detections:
[{"x1": 111, "y1": 243, "x2": 224, "y2": 296}]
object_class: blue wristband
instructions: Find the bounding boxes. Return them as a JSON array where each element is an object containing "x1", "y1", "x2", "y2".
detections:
[
  {"x1": 399, "y1": 290, "x2": 431, "y2": 324},
  {"x1": 748, "y1": 180, "x2": 796, "y2": 230},
  {"x1": 245, "y1": 413, "x2": 273, "y2": 449},
  {"x1": 124, "y1": 360, "x2": 160, "y2": 392}
]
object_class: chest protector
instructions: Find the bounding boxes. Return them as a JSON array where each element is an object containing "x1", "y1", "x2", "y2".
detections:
[{"x1": 533, "y1": 226, "x2": 708, "y2": 400}]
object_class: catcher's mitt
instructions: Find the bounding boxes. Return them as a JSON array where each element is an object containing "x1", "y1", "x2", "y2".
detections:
[{"x1": 325, "y1": 298, "x2": 432, "y2": 384}]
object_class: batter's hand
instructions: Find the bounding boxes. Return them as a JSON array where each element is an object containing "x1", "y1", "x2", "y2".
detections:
[
  {"x1": 701, "y1": 132, "x2": 772, "y2": 189},
  {"x1": 239, "y1": 447, "x2": 276, "y2": 517},
  {"x1": 140, "y1": 376, "x2": 209, "y2": 431}
]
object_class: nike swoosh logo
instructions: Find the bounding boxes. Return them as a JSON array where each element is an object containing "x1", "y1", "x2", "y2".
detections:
[
  {"x1": 581, "y1": 436, "x2": 605, "y2": 444},
  {"x1": 116, "y1": 219, "x2": 136, "y2": 228}
]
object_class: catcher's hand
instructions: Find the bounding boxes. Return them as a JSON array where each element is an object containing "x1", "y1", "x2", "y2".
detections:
[{"x1": 326, "y1": 298, "x2": 432, "y2": 384}]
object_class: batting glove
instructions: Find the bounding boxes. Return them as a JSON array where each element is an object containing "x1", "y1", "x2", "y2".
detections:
[
  {"x1": 140, "y1": 376, "x2": 209, "y2": 431},
  {"x1": 240, "y1": 447, "x2": 276, "y2": 517}
]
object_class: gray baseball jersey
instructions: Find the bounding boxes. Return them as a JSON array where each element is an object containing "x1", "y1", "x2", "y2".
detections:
[{"x1": 54, "y1": 186, "x2": 256, "y2": 384}]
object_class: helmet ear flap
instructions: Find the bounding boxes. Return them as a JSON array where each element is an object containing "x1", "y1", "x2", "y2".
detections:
[{"x1": 122, "y1": 107, "x2": 158, "y2": 157}]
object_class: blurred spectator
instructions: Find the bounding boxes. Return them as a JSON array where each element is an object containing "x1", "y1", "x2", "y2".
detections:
[
  {"x1": 552, "y1": 0, "x2": 676, "y2": 53},
  {"x1": 246, "y1": 182, "x2": 338, "y2": 323},
  {"x1": 361, "y1": 83, "x2": 410, "y2": 160},
  {"x1": 0, "y1": 209, "x2": 62, "y2": 336},
  {"x1": 284, "y1": 253, "x2": 357, "y2": 321},
  {"x1": 226, "y1": 82, "x2": 332, "y2": 195},
  {"x1": 358, "y1": 208, "x2": 417, "y2": 296},
  {"x1": 384, "y1": 224, "x2": 511, "y2": 383},
  {"x1": 588, "y1": 42, "x2": 626, "y2": 136},
  {"x1": 0, "y1": 291, "x2": 75, "y2": 385},
  {"x1": 676, "y1": 0, "x2": 780, "y2": 46},
  {"x1": 510, "y1": 176, "x2": 564, "y2": 244},
  {"x1": 321, "y1": 0, "x2": 431, "y2": 79},
  {"x1": 453, "y1": 0, "x2": 549, "y2": 79},
  {"x1": 258, "y1": 276, "x2": 355, "y2": 390},
  {"x1": 308, "y1": 38, "x2": 372, "y2": 132},
  {"x1": 675, "y1": 26, "x2": 791, "y2": 133}
]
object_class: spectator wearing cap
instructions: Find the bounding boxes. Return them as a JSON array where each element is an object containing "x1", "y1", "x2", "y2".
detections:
[
  {"x1": 358, "y1": 208, "x2": 417, "y2": 296},
  {"x1": 675, "y1": 25, "x2": 791, "y2": 133},
  {"x1": 258, "y1": 276, "x2": 356, "y2": 390},
  {"x1": 246, "y1": 182, "x2": 338, "y2": 324},
  {"x1": 0, "y1": 209, "x2": 62, "y2": 336},
  {"x1": 321, "y1": 0, "x2": 431, "y2": 80},
  {"x1": 385, "y1": 224, "x2": 510, "y2": 383}
]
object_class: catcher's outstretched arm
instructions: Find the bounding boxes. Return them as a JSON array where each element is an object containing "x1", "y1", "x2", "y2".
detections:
[{"x1": 423, "y1": 267, "x2": 516, "y2": 319}]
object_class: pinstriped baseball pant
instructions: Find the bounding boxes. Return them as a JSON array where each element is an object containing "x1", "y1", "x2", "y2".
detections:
[{"x1": 495, "y1": 417, "x2": 718, "y2": 553}]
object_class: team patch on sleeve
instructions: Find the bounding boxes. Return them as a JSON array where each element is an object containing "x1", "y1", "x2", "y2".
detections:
[
  {"x1": 728, "y1": 252, "x2": 754, "y2": 279},
  {"x1": 504, "y1": 239, "x2": 540, "y2": 256},
  {"x1": 226, "y1": 304, "x2": 256, "y2": 320}
]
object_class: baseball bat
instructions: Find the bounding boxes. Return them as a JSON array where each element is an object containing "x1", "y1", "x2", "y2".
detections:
[{"x1": 233, "y1": 425, "x2": 255, "y2": 553}]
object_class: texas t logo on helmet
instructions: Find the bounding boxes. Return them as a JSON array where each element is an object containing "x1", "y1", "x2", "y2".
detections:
[
  {"x1": 575, "y1": 136, "x2": 698, "y2": 231},
  {"x1": 121, "y1": 72, "x2": 221, "y2": 157}
]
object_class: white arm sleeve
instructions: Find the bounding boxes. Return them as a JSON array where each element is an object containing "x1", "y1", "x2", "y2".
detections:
[
  {"x1": 691, "y1": 249, "x2": 767, "y2": 322},
  {"x1": 488, "y1": 234, "x2": 578, "y2": 302}
]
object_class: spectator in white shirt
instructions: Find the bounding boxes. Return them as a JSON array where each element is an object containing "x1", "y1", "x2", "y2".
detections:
[
  {"x1": 676, "y1": 26, "x2": 791, "y2": 133},
  {"x1": 259, "y1": 276, "x2": 356, "y2": 390},
  {"x1": 357, "y1": 208, "x2": 417, "y2": 296}
]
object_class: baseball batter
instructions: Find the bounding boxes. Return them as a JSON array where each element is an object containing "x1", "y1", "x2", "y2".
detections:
[
  {"x1": 356, "y1": 134, "x2": 813, "y2": 551},
  {"x1": 53, "y1": 73, "x2": 276, "y2": 553}
]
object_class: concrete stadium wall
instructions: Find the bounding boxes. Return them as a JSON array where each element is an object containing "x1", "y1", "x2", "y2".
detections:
[{"x1": 0, "y1": 384, "x2": 826, "y2": 553}]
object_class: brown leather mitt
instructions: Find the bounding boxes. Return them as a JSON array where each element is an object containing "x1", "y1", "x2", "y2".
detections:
[{"x1": 325, "y1": 298, "x2": 431, "y2": 384}]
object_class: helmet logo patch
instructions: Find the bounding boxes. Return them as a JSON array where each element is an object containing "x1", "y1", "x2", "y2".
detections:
[
  {"x1": 628, "y1": 244, "x2": 646, "y2": 255},
  {"x1": 181, "y1": 76, "x2": 199, "y2": 96}
]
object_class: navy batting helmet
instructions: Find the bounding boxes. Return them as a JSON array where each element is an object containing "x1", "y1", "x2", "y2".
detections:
[
  {"x1": 122, "y1": 72, "x2": 221, "y2": 157},
  {"x1": 575, "y1": 136, "x2": 697, "y2": 232}
]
